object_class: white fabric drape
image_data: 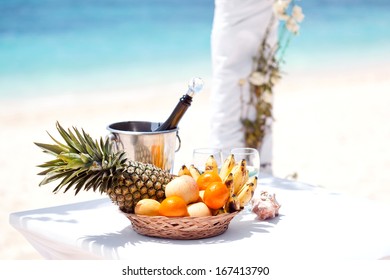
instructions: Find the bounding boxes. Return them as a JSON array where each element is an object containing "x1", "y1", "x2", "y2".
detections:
[{"x1": 210, "y1": 0, "x2": 277, "y2": 173}]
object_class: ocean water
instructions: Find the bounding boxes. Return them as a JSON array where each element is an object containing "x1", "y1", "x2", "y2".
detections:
[
  {"x1": 0, "y1": 0, "x2": 215, "y2": 99},
  {"x1": 1, "y1": 0, "x2": 389, "y2": 100},
  {"x1": 287, "y1": 0, "x2": 390, "y2": 70}
]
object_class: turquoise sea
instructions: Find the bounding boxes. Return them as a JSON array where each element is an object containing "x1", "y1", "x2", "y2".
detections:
[{"x1": 1, "y1": 0, "x2": 389, "y2": 100}]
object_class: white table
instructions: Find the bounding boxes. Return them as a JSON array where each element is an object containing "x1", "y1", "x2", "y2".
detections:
[{"x1": 9, "y1": 174, "x2": 390, "y2": 260}]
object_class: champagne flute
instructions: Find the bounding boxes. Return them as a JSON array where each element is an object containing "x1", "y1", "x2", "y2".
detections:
[{"x1": 192, "y1": 148, "x2": 223, "y2": 173}]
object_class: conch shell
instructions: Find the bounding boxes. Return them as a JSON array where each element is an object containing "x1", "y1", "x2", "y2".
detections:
[{"x1": 251, "y1": 191, "x2": 281, "y2": 220}]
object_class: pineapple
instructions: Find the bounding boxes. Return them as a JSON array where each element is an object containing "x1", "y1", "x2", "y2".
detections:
[{"x1": 35, "y1": 122, "x2": 174, "y2": 213}]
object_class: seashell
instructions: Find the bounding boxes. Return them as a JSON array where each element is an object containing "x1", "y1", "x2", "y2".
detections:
[{"x1": 251, "y1": 190, "x2": 281, "y2": 220}]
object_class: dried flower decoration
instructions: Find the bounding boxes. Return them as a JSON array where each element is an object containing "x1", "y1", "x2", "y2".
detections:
[{"x1": 239, "y1": 0, "x2": 304, "y2": 149}]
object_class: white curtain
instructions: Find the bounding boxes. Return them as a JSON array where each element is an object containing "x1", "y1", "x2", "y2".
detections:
[{"x1": 209, "y1": 0, "x2": 277, "y2": 173}]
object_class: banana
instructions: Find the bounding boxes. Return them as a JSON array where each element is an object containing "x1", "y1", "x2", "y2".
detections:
[
  {"x1": 222, "y1": 172, "x2": 237, "y2": 213},
  {"x1": 236, "y1": 174, "x2": 257, "y2": 196},
  {"x1": 224, "y1": 194, "x2": 240, "y2": 213},
  {"x1": 204, "y1": 155, "x2": 218, "y2": 172},
  {"x1": 223, "y1": 173, "x2": 234, "y2": 194},
  {"x1": 189, "y1": 164, "x2": 201, "y2": 181},
  {"x1": 219, "y1": 154, "x2": 235, "y2": 182},
  {"x1": 245, "y1": 175, "x2": 258, "y2": 192},
  {"x1": 178, "y1": 165, "x2": 191, "y2": 176},
  {"x1": 241, "y1": 168, "x2": 249, "y2": 189},
  {"x1": 231, "y1": 159, "x2": 247, "y2": 194},
  {"x1": 237, "y1": 176, "x2": 257, "y2": 197},
  {"x1": 222, "y1": 172, "x2": 239, "y2": 213},
  {"x1": 237, "y1": 182, "x2": 255, "y2": 208},
  {"x1": 212, "y1": 208, "x2": 225, "y2": 216}
]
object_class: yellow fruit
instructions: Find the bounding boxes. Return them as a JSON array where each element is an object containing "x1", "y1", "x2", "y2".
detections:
[
  {"x1": 187, "y1": 202, "x2": 212, "y2": 217},
  {"x1": 134, "y1": 199, "x2": 161, "y2": 216},
  {"x1": 178, "y1": 165, "x2": 191, "y2": 176},
  {"x1": 165, "y1": 175, "x2": 199, "y2": 204}
]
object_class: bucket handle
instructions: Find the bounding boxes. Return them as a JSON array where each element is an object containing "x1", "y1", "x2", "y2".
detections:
[
  {"x1": 175, "y1": 131, "x2": 181, "y2": 152},
  {"x1": 107, "y1": 133, "x2": 122, "y2": 153}
]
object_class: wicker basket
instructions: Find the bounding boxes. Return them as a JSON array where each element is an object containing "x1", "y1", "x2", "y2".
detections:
[{"x1": 123, "y1": 211, "x2": 240, "y2": 240}]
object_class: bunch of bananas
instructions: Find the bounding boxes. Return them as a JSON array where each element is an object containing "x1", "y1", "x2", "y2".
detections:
[
  {"x1": 178, "y1": 154, "x2": 257, "y2": 213},
  {"x1": 219, "y1": 154, "x2": 257, "y2": 213}
]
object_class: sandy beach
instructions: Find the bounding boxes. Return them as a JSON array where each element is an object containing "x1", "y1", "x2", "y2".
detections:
[{"x1": 1, "y1": 59, "x2": 390, "y2": 259}]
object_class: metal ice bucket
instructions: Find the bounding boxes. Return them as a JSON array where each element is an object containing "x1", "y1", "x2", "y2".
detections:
[{"x1": 107, "y1": 121, "x2": 181, "y2": 173}]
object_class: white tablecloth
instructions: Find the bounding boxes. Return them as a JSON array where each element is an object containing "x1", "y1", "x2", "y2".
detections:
[{"x1": 9, "y1": 174, "x2": 390, "y2": 260}]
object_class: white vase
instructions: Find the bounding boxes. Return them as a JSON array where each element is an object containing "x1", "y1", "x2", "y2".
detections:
[{"x1": 209, "y1": 0, "x2": 277, "y2": 174}]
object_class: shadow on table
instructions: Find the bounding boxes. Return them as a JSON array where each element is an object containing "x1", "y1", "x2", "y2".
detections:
[
  {"x1": 10, "y1": 198, "x2": 109, "y2": 229},
  {"x1": 79, "y1": 213, "x2": 283, "y2": 258},
  {"x1": 212, "y1": 214, "x2": 283, "y2": 243}
]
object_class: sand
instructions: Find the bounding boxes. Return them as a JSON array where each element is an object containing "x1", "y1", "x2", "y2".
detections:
[{"x1": 1, "y1": 60, "x2": 390, "y2": 259}]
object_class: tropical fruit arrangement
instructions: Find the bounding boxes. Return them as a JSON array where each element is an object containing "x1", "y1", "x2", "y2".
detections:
[
  {"x1": 135, "y1": 155, "x2": 257, "y2": 218},
  {"x1": 35, "y1": 122, "x2": 257, "y2": 218}
]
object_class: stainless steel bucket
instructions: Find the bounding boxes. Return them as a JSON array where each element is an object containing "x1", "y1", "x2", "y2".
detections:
[{"x1": 107, "y1": 121, "x2": 181, "y2": 173}]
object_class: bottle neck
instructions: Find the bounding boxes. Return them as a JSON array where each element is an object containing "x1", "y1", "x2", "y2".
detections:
[
  {"x1": 180, "y1": 94, "x2": 193, "y2": 106},
  {"x1": 155, "y1": 94, "x2": 193, "y2": 131}
]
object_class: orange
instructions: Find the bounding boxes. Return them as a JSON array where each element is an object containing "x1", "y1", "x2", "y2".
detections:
[
  {"x1": 196, "y1": 171, "x2": 222, "y2": 190},
  {"x1": 203, "y1": 181, "x2": 230, "y2": 210},
  {"x1": 158, "y1": 195, "x2": 189, "y2": 217}
]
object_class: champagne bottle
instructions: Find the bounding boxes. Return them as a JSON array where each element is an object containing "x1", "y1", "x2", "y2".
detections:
[{"x1": 155, "y1": 77, "x2": 204, "y2": 131}]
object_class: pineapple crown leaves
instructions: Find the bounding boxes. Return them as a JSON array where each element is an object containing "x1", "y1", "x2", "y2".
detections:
[{"x1": 34, "y1": 121, "x2": 127, "y2": 195}]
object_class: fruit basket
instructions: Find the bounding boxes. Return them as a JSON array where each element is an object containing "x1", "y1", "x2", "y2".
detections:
[
  {"x1": 34, "y1": 123, "x2": 256, "y2": 241},
  {"x1": 123, "y1": 211, "x2": 240, "y2": 240}
]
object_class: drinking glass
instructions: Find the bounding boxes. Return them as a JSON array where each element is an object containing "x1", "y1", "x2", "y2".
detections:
[
  {"x1": 192, "y1": 148, "x2": 223, "y2": 173},
  {"x1": 230, "y1": 148, "x2": 260, "y2": 178}
]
